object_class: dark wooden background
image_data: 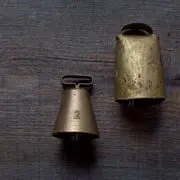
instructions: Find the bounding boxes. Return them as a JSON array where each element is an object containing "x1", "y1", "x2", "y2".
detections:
[{"x1": 0, "y1": 0, "x2": 180, "y2": 179}]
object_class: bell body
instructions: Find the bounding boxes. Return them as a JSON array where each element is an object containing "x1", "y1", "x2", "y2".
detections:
[
  {"x1": 52, "y1": 88, "x2": 99, "y2": 140},
  {"x1": 115, "y1": 23, "x2": 165, "y2": 101}
]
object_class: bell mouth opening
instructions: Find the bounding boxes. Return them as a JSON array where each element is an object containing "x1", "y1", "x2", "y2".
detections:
[
  {"x1": 52, "y1": 132, "x2": 99, "y2": 142},
  {"x1": 116, "y1": 97, "x2": 165, "y2": 106},
  {"x1": 121, "y1": 23, "x2": 153, "y2": 36}
]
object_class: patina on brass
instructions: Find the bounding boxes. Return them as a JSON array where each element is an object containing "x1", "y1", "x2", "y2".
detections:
[
  {"x1": 115, "y1": 23, "x2": 165, "y2": 103},
  {"x1": 52, "y1": 75, "x2": 99, "y2": 141}
]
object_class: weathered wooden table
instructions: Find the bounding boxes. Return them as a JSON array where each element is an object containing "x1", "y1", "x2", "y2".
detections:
[{"x1": 0, "y1": 1, "x2": 179, "y2": 179}]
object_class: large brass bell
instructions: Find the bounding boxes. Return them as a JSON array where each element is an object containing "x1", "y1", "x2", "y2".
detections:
[
  {"x1": 115, "y1": 23, "x2": 165, "y2": 104},
  {"x1": 52, "y1": 75, "x2": 99, "y2": 142}
]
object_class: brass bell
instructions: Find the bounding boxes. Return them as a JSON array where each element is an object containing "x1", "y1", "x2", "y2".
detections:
[
  {"x1": 52, "y1": 75, "x2": 99, "y2": 142},
  {"x1": 115, "y1": 23, "x2": 165, "y2": 104}
]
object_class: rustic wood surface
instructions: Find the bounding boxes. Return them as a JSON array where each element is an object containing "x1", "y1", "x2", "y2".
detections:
[{"x1": 0, "y1": 0, "x2": 180, "y2": 179}]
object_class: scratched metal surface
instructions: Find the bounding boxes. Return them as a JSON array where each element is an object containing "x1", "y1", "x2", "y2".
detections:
[
  {"x1": 0, "y1": 0, "x2": 180, "y2": 180},
  {"x1": 115, "y1": 33, "x2": 165, "y2": 100}
]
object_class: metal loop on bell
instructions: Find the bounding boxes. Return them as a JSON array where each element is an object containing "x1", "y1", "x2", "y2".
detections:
[{"x1": 61, "y1": 74, "x2": 93, "y2": 90}]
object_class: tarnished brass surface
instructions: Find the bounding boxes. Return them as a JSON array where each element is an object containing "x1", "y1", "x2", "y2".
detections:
[
  {"x1": 52, "y1": 75, "x2": 99, "y2": 141},
  {"x1": 115, "y1": 23, "x2": 165, "y2": 102}
]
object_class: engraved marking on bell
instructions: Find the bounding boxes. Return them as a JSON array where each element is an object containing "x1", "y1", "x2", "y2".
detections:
[{"x1": 73, "y1": 110, "x2": 80, "y2": 119}]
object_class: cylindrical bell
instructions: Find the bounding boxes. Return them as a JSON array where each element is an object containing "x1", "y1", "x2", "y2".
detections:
[
  {"x1": 115, "y1": 23, "x2": 165, "y2": 103},
  {"x1": 52, "y1": 75, "x2": 99, "y2": 142}
]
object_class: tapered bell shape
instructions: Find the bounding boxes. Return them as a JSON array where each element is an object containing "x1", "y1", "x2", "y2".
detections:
[
  {"x1": 115, "y1": 23, "x2": 165, "y2": 104},
  {"x1": 52, "y1": 88, "x2": 99, "y2": 141}
]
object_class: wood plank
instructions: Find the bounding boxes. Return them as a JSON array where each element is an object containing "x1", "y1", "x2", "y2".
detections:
[{"x1": 0, "y1": 0, "x2": 180, "y2": 179}]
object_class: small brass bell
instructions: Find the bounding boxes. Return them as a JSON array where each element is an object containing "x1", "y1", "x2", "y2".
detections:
[
  {"x1": 52, "y1": 75, "x2": 99, "y2": 142},
  {"x1": 115, "y1": 23, "x2": 165, "y2": 104}
]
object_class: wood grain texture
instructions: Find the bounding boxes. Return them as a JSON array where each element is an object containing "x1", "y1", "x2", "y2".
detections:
[{"x1": 0, "y1": 0, "x2": 180, "y2": 179}]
